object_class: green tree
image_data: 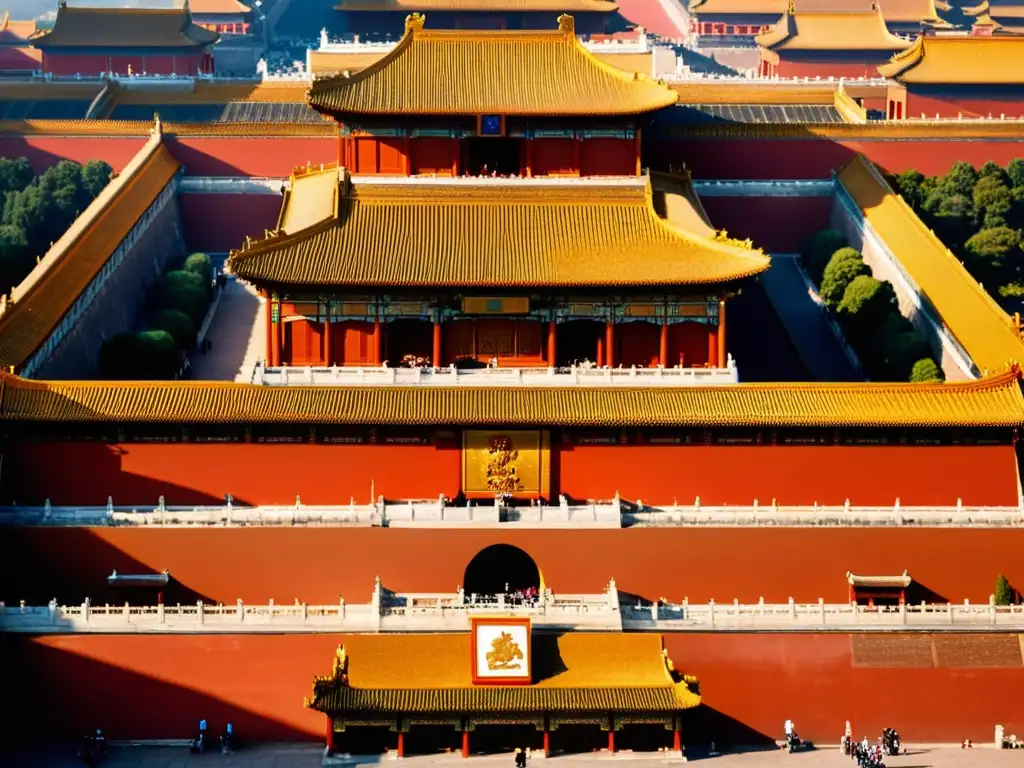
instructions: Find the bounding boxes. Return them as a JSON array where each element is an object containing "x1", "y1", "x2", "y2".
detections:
[
  {"x1": 149, "y1": 308, "x2": 197, "y2": 350},
  {"x1": 151, "y1": 277, "x2": 208, "y2": 326},
  {"x1": 98, "y1": 333, "x2": 149, "y2": 379},
  {"x1": 942, "y1": 161, "x2": 978, "y2": 199},
  {"x1": 878, "y1": 329, "x2": 932, "y2": 381},
  {"x1": 182, "y1": 252, "x2": 213, "y2": 280},
  {"x1": 837, "y1": 275, "x2": 897, "y2": 344},
  {"x1": 978, "y1": 160, "x2": 1010, "y2": 186},
  {"x1": 0, "y1": 224, "x2": 32, "y2": 293},
  {"x1": 1007, "y1": 158, "x2": 1024, "y2": 189},
  {"x1": 80, "y1": 160, "x2": 113, "y2": 199},
  {"x1": 994, "y1": 574, "x2": 1015, "y2": 606},
  {"x1": 164, "y1": 268, "x2": 210, "y2": 298},
  {"x1": 803, "y1": 229, "x2": 847, "y2": 286},
  {"x1": 136, "y1": 329, "x2": 181, "y2": 379},
  {"x1": 910, "y1": 358, "x2": 944, "y2": 383},
  {"x1": 972, "y1": 176, "x2": 1016, "y2": 230},
  {"x1": 0, "y1": 157, "x2": 33, "y2": 198},
  {"x1": 894, "y1": 169, "x2": 927, "y2": 209},
  {"x1": 964, "y1": 226, "x2": 1023, "y2": 288},
  {"x1": 820, "y1": 247, "x2": 869, "y2": 308}
]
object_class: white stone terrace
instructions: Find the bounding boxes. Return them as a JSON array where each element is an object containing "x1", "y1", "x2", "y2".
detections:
[
  {"x1": 3, "y1": 496, "x2": 1024, "y2": 528},
  {"x1": 4, "y1": 579, "x2": 1024, "y2": 634},
  {"x1": 248, "y1": 359, "x2": 740, "y2": 387}
]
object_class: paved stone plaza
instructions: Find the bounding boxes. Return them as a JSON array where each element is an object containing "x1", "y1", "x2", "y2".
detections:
[{"x1": 4, "y1": 745, "x2": 1022, "y2": 768}]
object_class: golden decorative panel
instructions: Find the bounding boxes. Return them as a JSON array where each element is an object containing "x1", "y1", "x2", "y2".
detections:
[
  {"x1": 462, "y1": 430, "x2": 550, "y2": 497},
  {"x1": 462, "y1": 297, "x2": 531, "y2": 315}
]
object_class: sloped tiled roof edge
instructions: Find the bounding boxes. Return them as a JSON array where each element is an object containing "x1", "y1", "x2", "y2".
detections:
[
  {"x1": 0, "y1": 127, "x2": 181, "y2": 371},
  {"x1": 1, "y1": 367, "x2": 1022, "y2": 427}
]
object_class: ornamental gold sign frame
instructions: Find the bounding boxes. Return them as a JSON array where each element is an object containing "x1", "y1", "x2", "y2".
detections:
[{"x1": 470, "y1": 616, "x2": 532, "y2": 686}]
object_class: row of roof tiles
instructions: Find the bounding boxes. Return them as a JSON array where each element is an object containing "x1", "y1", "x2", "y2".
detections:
[
  {"x1": 2, "y1": 368, "x2": 1023, "y2": 427},
  {"x1": 228, "y1": 169, "x2": 770, "y2": 289}
]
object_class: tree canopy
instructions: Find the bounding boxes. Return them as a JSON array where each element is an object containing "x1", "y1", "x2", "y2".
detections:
[
  {"x1": 820, "y1": 247, "x2": 870, "y2": 308},
  {"x1": 0, "y1": 158, "x2": 113, "y2": 295}
]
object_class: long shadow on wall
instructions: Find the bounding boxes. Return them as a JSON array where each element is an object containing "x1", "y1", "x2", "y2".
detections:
[
  {"x1": 684, "y1": 705, "x2": 778, "y2": 754},
  {"x1": 0, "y1": 635, "x2": 321, "y2": 745},
  {"x1": 0, "y1": 526, "x2": 216, "y2": 606}
]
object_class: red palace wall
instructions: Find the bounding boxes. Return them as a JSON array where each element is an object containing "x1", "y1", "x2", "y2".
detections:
[
  {"x1": 6, "y1": 442, "x2": 1017, "y2": 509},
  {"x1": 2, "y1": 526, "x2": 1023, "y2": 607},
  {"x1": 905, "y1": 90, "x2": 1024, "y2": 120},
  {"x1": 3, "y1": 631, "x2": 1022, "y2": 745},
  {"x1": 699, "y1": 195, "x2": 832, "y2": 252},
  {"x1": 7, "y1": 442, "x2": 463, "y2": 508},
  {"x1": 178, "y1": 192, "x2": 283, "y2": 253},
  {"x1": 0, "y1": 136, "x2": 147, "y2": 174},
  {"x1": 773, "y1": 58, "x2": 890, "y2": 81},
  {"x1": 167, "y1": 137, "x2": 336, "y2": 177},
  {"x1": 42, "y1": 52, "x2": 206, "y2": 77},
  {"x1": 650, "y1": 138, "x2": 1024, "y2": 178}
]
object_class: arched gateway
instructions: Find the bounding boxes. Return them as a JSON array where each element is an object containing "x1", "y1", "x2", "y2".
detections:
[{"x1": 463, "y1": 544, "x2": 541, "y2": 597}]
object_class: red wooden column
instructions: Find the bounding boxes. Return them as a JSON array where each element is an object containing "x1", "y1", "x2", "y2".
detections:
[
  {"x1": 596, "y1": 335, "x2": 604, "y2": 367},
  {"x1": 525, "y1": 139, "x2": 534, "y2": 178},
  {"x1": 402, "y1": 136, "x2": 412, "y2": 176},
  {"x1": 673, "y1": 719, "x2": 682, "y2": 752},
  {"x1": 325, "y1": 716, "x2": 335, "y2": 754},
  {"x1": 397, "y1": 730, "x2": 405, "y2": 758},
  {"x1": 547, "y1": 318, "x2": 557, "y2": 365},
  {"x1": 542, "y1": 728, "x2": 550, "y2": 756},
  {"x1": 432, "y1": 317, "x2": 443, "y2": 367},
  {"x1": 373, "y1": 312, "x2": 383, "y2": 365},
  {"x1": 706, "y1": 325, "x2": 717, "y2": 368},
  {"x1": 608, "y1": 728, "x2": 616, "y2": 753},
  {"x1": 461, "y1": 728, "x2": 470, "y2": 758},
  {"x1": 717, "y1": 299, "x2": 727, "y2": 368},
  {"x1": 634, "y1": 127, "x2": 642, "y2": 176},
  {"x1": 605, "y1": 320, "x2": 615, "y2": 368},
  {"x1": 270, "y1": 300, "x2": 281, "y2": 367},
  {"x1": 659, "y1": 320, "x2": 669, "y2": 367},
  {"x1": 323, "y1": 302, "x2": 333, "y2": 366},
  {"x1": 264, "y1": 293, "x2": 272, "y2": 363}
]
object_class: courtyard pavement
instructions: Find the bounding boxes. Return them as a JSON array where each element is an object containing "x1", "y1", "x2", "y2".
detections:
[{"x1": 2, "y1": 744, "x2": 1020, "y2": 768}]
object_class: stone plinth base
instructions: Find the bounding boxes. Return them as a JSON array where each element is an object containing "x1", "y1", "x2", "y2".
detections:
[{"x1": 323, "y1": 748, "x2": 357, "y2": 767}]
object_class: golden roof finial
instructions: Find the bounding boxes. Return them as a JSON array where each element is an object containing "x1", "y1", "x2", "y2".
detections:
[
  {"x1": 787, "y1": 0, "x2": 795, "y2": 13},
  {"x1": 405, "y1": 13, "x2": 425, "y2": 35},
  {"x1": 558, "y1": 14, "x2": 575, "y2": 35}
]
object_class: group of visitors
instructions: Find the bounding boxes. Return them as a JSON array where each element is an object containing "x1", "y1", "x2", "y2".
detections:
[
  {"x1": 465, "y1": 586, "x2": 541, "y2": 606},
  {"x1": 838, "y1": 723, "x2": 901, "y2": 767},
  {"x1": 191, "y1": 718, "x2": 236, "y2": 755},
  {"x1": 77, "y1": 729, "x2": 105, "y2": 766}
]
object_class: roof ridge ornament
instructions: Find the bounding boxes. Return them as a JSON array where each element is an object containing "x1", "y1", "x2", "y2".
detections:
[
  {"x1": 558, "y1": 14, "x2": 575, "y2": 35},
  {"x1": 786, "y1": 0, "x2": 795, "y2": 14},
  {"x1": 405, "y1": 13, "x2": 425, "y2": 35}
]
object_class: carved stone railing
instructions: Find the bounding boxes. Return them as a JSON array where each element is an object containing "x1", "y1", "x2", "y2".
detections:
[
  {"x1": 626, "y1": 502, "x2": 1024, "y2": 527},
  {"x1": 0, "y1": 496, "x2": 623, "y2": 528},
  {"x1": 6, "y1": 592, "x2": 1024, "y2": 633},
  {"x1": 0, "y1": 581, "x2": 623, "y2": 633},
  {"x1": 622, "y1": 598, "x2": 1024, "y2": 631},
  {"x1": 250, "y1": 360, "x2": 740, "y2": 387}
]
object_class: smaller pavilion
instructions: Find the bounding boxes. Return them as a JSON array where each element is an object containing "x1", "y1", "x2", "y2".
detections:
[
  {"x1": 31, "y1": 2, "x2": 219, "y2": 76},
  {"x1": 188, "y1": 0, "x2": 254, "y2": 36},
  {"x1": 756, "y1": 3, "x2": 913, "y2": 79},
  {"x1": 847, "y1": 570, "x2": 912, "y2": 605},
  {"x1": 964, "y1": 0, "x2": 1024, "y2": 33},
  {"x1": 307, "y1": 630, "x2": 700, "y2": 757},
  {"x1": 878, "y1": 35, "x2": 1024, "y2": 118}
]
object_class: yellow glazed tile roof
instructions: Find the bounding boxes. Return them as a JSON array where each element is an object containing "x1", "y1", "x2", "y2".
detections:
[
  {"x1": 838, "y1": 156, "x2": 1024, "y2": 375},
  {"x1": 2, "y1": 368, "x2": 1022, "y2": 427},
  {"x1": 757, "y1": 6, "x2": 914, "y2": 51},
  {"x1": 650, "y1": 171, "x2": 715, "y2": 237},
  {"x1": 336, "y1": 0, "x2": 618, "y2": 9},
  {"x1": 692, "y1": 0, "x2": 946, "y2": 22},
  {"x1": 306, "y1": 14, "x2": 678, "y2": 116},
  {"x1": 32, "y1": 6, "x2": 219, "y2": 48},
  {"x1": 308, "y1": 633, "x2": 698, "y2": 714},
  {"x1": 228, "y1": 172, "x2": 770, "y2": 289},
  {"x1": 0, "y1": 131, "x2": 180, "y2": 373},
  {"x1": 878, "y1": 35, "x2": 1024, "y2": 83}
]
